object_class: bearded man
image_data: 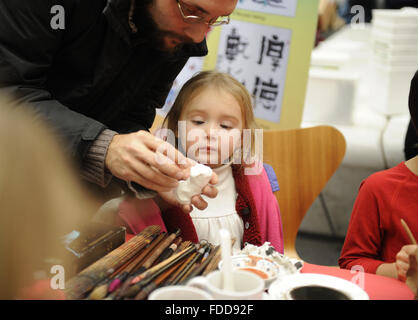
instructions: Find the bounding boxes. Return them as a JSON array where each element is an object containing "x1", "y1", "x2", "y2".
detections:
[{"x1": 0, "y1": 0, "x2": 238, "y2": 211}]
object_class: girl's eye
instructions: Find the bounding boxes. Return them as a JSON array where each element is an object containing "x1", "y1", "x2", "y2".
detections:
[
  {"x1": 220, "y1": 124, "x2": 232, "y2": 130},
  {"x1": 191, "y1": 120, "x2": 204, "y2": 125}
]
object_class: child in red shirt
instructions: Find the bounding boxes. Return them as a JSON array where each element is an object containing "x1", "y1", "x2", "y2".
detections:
[{"x1": 339, "y1": 71, "x2": 418, "y2": 284}]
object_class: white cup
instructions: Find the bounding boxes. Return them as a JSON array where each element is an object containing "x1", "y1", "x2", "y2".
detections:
[
  {"x1": 148, "y1": 285, "x2": 214, "y2": 300},
  {"x1": 187, "y1": 269, "x2": 264, "y2": 300}
]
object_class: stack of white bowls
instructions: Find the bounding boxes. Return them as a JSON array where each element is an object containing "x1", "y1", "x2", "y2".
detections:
[{"x1": 369, "y1": 7, "x2": 418, "y2": 115}]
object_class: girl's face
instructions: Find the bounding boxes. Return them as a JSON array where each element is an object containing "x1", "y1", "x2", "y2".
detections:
[{"x1": 178, "y1": 87, "x2": 244, "y2": 168}]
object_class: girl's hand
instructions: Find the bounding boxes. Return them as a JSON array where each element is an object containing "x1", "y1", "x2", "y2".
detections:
[
  {"x1": 156, "y1": 172, "x2": 218, "y2": 213},
  {"x1": 395, "y1": 244, "x2": 418, "y2": 282}
]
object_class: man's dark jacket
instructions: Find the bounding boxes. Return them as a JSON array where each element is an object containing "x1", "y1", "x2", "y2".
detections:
[{"x1": 0, "y1": 0, "x2": 207, "y2": 164}]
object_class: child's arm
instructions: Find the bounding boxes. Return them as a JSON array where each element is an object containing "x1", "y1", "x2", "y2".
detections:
[
  {"x1": 338, "y1": 179, "x2": 386, "y2": 274},
  {"x1": 376, "y1": 262, "x2": 397, "y2": 279}
]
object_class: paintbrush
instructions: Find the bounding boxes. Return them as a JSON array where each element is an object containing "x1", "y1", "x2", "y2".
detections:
[
  {"x1": 401, "y1": 219, "x2": 417, "y2": 245},
  {"x1": 107, "y1": 232, "x2": 166, "y2": 293},
  {"x1": 65, "y1": 225, "x2": 161, "y2": 299},
  {"x1": 129, "y1": 229, "x2": 181, "y2": 283},
  {"x1": 132, "y1": 243, "x2": 196, "y2": 285},
  {"x1": 86, "y1": 278, "x2": 111, "y2": 300},
  {"x1": 153, "y1": 236, "x2": 182, "y2": 265},
  {"x1": 202, "y1": 245, "x2": 221, "y2": 276},
  {"x1": 172, "y1": 245, "x2": 207, "y2": 285},
  {"x1": 133, "y1": 257, "x2": 185, "y2": 300},
  {"x1": 135, "y1": 229, "x2": 180, "y2": 274},
  {"x1": 110, "y1": 233, "x2": 169, "y2": 299},
  {"x1": 165, "y1": 251, "x2": 198, "y2": 286},
  {"x1": 114, "y1": 237, "x2": 186, "y2": 300},
  {"x1": 179, "y1": 246, "x2": 213, "y2": 284},
  {"x1": 122, "y1": 244, "x2": 196, "y2": 298},
  {"x1": 175, "y1": 240, "x2": 193, "y2": 254},
  {"x1": 109, "y1": 232, "x2": 160, "y2": 278},
  {"x1": 202, "y1": 238, "x2": 235, "y2": 276}
]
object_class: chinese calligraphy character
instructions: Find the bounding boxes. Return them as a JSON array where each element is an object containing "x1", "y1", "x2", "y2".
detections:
[
  {"x1": 250, "y1": 0, "x2": 283, "y2": 7},
  {"x1": 225, "y1": 28, "x2": 249, "y2": 62},
  {"x1": 252, "y1": 76, "x2": 279, "y2": 110},
  {"x1": 257, "y1": 34, "x2": 285, "y2": 71}
]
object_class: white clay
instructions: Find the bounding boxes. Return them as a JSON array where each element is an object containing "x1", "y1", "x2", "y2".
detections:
[{"x1": 175, "y1": 163, "x2": 213, "y2": 205}]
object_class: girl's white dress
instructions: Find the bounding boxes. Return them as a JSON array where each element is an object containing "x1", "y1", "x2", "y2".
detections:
[{"x1": 189, "y1": 164, "x2": 244, "y2": 249}]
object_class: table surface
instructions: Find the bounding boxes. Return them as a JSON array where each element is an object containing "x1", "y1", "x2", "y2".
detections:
[
  {"x1": 125, "y1": 234, "x2": 414, "y2": 300},
  {"x1": 301, "y1": 262, "x2": 415, "y2": 300}
]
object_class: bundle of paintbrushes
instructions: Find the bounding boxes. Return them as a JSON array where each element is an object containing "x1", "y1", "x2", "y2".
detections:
[{"x1": 65, "y1": 225, "x2": 224, "y2": 300}]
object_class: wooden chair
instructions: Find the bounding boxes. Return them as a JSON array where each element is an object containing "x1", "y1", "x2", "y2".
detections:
[{"x1": 263, "y1": 125, "x2": 346, "y2": 260}]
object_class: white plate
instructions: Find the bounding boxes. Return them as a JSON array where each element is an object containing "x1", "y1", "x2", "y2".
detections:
[{"x1": 268, "y1": 273, "x2": 369, "y2": 300}]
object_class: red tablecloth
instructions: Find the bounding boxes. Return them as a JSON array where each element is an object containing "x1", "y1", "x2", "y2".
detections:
[
  {"x1": 125, "y1": 234, "x2": 414, "y2": 300},
  {"x1": 301, "y1": 262, "x2": 415, "y2": 300}
]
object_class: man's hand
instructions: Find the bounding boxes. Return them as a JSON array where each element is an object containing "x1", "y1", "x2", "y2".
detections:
[
  {"x1": 157, "y1": 172, "x2": 218, "y2": 213},
  {"x1": 105, "y1": 130, "x2": 193, "y2": 192}
]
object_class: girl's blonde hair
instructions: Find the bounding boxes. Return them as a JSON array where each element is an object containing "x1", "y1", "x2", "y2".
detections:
[
  {"x1": 163, "y1": 71, "x2": 259, "y2": 167},
  {"x1": 0, "y1": 96, "x2": 98, "y2": 299}
]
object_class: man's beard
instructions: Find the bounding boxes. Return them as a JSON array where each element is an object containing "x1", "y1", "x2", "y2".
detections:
[{"x1": 133, "y1": 1, "x2": 190, "y2": 53}]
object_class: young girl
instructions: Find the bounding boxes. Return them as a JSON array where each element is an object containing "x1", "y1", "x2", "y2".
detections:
[
  {"x1": 154, "y1": 71, "x2": 284, "y2": 252},
  {"x1": 339, "y1": 71, "x2": 418, "y2": 285}
]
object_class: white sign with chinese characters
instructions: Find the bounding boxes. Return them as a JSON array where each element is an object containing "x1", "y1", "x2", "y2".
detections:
[
  {"x1": 236, "y1": 0, "x2": 298, "y2": 17},
  {"x1": 216, "y1": 20, "x2": 292, "y2": 123}
]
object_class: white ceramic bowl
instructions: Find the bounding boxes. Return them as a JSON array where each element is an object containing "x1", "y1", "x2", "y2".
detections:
[
  {"x1": 268, "y1": 273, "x2": 369, "y2": 300},
  {"x1": 219, "y1": 254, "x2": 281, "y2": 289}
]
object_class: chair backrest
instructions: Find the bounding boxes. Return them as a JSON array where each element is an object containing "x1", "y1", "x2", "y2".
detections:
[{"x1": 263, "y1": 125, "x2": 346, "y2": 259}]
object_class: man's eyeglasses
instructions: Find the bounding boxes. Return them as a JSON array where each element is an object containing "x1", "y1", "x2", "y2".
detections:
[{"x1": 177, "y1": 0, "x2": 230, "y2": 27}]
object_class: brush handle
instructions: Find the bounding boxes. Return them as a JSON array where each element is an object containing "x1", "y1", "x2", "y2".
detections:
[
  {"x1": 180, "y1": 247, "x2": 212, "y2": 283},
  {"x1": 134, "y1": 282, "x2": 157, "y2": 300},
  {"x1": 123, "y1": 245, "x2": 196, "y2": 298},
  {"x1": 142, "y1": 231, "x2": 180, "y2": 269},
  {"x1": 172, "y1": 247, "x2": 206, "y2": 285},
  {"x1": 65, "y1": 225, "x2": 160, "y2": 299},
  {"x1": 401, "y1": 219, "x2": 417, "y2": 245}
]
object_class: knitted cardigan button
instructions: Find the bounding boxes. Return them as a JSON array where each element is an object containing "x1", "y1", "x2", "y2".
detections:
[
  {"x1": 244, "y1": 221, "x2": 250, "y2": 230},
  {"x1": 242, "y1": 207, "x2": 250, "y2": 216}
]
